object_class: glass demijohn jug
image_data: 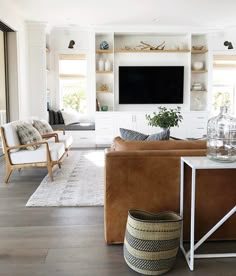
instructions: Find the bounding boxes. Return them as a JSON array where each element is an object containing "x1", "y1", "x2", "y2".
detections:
[{"x1": 207, "y1": 106, "x2": 236, "y2": 162}]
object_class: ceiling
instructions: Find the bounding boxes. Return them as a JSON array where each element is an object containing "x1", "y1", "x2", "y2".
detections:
[{"x1": 7, "y1": 0, "x2": 236, "y2": 32}]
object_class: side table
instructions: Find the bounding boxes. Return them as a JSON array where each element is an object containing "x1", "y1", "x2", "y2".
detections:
[{"x1": 180, "y1": 156, "x2": 236, "y2": 271}]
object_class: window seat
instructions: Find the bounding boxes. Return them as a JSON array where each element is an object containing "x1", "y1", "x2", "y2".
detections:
[
  {"x1": 51, "y1": 122, "x2": 96, "y2": 147},
  {"x1": 51, "y1": 122, "x2": 95, "y2": 131}
]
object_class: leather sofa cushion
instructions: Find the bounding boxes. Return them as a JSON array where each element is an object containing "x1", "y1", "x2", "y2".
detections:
[{"x1": 112, "y1": 136, "x2": 206, "y2": 151}]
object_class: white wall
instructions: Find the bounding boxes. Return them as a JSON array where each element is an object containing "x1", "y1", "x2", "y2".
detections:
[
  {"x1": 27, "y1": 22, "x2": 48, "y2": 120},
  {"x1": 49, "y1": 27, "x2": 96, "y2": 119},
  {"x1": 0, "y1": 0, "x2": 29, "y2": 120}
]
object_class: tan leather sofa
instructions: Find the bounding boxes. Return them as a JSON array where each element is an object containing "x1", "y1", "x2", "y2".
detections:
[{"x1": 104, "y1": 137, "x2": 236, "y2": 244}]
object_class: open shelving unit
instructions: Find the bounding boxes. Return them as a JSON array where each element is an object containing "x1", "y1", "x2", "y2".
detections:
[
  {"x1": 190, "y1": 35, "x2": 208, "y2": 111},
  {"x1": 95, "y1": 33, "x2": 114, "y2": 111}
]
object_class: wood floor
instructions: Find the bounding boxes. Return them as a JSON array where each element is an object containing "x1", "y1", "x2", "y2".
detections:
[{"x1": 0, "y1": 150, "x2": 235, "y2": 276}]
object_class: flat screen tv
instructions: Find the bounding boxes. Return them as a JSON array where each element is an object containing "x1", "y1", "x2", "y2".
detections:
[{"x1": 119, "y1": 66, "x2": 184, "y2": 104}]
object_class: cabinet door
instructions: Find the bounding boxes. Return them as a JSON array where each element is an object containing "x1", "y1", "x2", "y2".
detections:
[
  {"x1": 184, "y1": 112, "x2": 208, "y2": 138},
  {"x1": 135, "y1": 113, "x2": 162, "y2": 135},
  {"x1": 95, "y1": 112, "x2": 114, "y2": 145},
  {"x1": 113, "y1": 112, "x2": 136, "y2": 137}
]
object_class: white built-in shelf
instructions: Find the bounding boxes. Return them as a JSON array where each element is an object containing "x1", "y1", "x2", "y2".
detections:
[
  {"x1": 96, "y1": 70, "x2": 113, "y2": 74},
  {"x1": 191, "y1": 70, "x2": 208, "y2": 74},
  {"x1": 114, "y1": 49, "x2": 190, "y2": 53},
  {"x1": 191, "y1": 49, "x2": 208, "y2": 54},
  {"x1": 96, "y1": 50, "x2": 113, "y2": 54},
  {"x1": 191, "y1": 90, "x2": 207, "y2": 93}
]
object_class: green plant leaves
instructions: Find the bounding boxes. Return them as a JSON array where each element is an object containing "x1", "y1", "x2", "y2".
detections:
[{"x1": 146, "y1": 106, "x2": 183, "y2": 129}]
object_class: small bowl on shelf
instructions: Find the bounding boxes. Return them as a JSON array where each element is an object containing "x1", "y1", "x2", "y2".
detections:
[{"x1": 192, "y1": 45, "x2": 204, "y2": 50}]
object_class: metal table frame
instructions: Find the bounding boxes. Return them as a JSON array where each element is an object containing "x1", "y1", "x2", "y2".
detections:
[{"x1": 180, "y1": 156, "x2": 236, "y2": 271}]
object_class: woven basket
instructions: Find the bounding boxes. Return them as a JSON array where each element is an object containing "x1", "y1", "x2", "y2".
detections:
[{"x1": 123, "y1": 210, "x2": 182, "y2": 275}]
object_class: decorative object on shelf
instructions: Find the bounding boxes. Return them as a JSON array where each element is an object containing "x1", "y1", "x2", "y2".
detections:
[
  {"x1": 191, "y1": 82, "x2": 204, "y2": 91},
  {"x1": 105, "y1": 59, "x2": 111, "y2": 71},
  {"x1": 96, "y1": 98, "x2": 101, "y2": 111},
  {"x1": 136, "y1": 40, "x2": 165, "y2": 50},
  {"x1": 68, "y1": 40, "x2": 75, "y2": 49},
  {"x1": 146, "y1": 106, "x2": 182, "y2": 137},
  {"x1": 207, "y1": 106, "x2": 236, "y2": 162},
  {"x1": 98, "y1": 59, "x2": 104, "y2": 71},
  {"x1": 100, "y1": 83, "x2": 109, "y2": 92},
  {"x1": 192, "y1": 61, "x2": 204, "y2": 70},
  {"x1": 123, "y1": 209, "x2": 182, "y2": 275},
  {"x1": 101, "y1": 105, "x2": 108, "y2": 111},
  {"x1": 192, "y1": 45, "x2": 204, "y2": 50},
  {"x1": 224, "y1": 41, "x2": 234, "y2": 50},
  {"x1": 100, "y1": 41, "x2": 109, "y2": 50},
  {"x1": 191, "y1": 93, "x2": 205, "y2": 111}
]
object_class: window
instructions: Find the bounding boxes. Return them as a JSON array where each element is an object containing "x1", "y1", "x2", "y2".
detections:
[
  {"x1": 212, "y1": 55, "x2": 236, "y2": 115},
  {"x1": 59, "y1": 54, "x2": 87, "y2": 113}
]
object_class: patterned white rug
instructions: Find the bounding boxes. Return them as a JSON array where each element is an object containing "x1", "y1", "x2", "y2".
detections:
[{"x1": 26, "y1": 150, "x2": 105, "y2": 207}]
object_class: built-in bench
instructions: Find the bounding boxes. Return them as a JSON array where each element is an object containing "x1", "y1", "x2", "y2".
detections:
[{"x1": 51, "y1": 122, "x2": 96, "y2": 147}]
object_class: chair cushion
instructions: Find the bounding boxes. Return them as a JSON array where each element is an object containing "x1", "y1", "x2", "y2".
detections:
[
  {"x1": 33, "y1": 119, "x2": 53, "y2": 135},
  {"x1": 17, "y1": 123, "x2": 42, "y2": 150},
  {"x1": 10, "y1": 141, "x2": 65, "y2": 164}
]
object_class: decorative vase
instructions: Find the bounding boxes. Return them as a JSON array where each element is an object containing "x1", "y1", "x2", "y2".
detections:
[
  {"x1": 100, "y1": 41, "x2": 109, "y2": 50},
  {"x1": 124, "y1": 210, "x2": 182, "y2": 275},
  {"x1": 207, "y1": 106, "x2": 236, "y2": 162},
  {"x1": 98, "y1": 59, "x2": 104, "y2": 71},
  {"x1": 105, "y1": 60, "x2": 111, "y2": 71},
  {"x1": 192, "y1": 61, "x2": 204, "y2": 70}
]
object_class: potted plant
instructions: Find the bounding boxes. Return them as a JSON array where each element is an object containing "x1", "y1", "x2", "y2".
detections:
[{"x1": 146, "y1": 106, "x2": 183, "y2": 132}]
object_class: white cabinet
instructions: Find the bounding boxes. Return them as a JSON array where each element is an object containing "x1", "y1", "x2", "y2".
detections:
[
  {"x1": 95, "y1": 111, "x2": 209, "y2": 145},
  {"x1": 95, "y1": 112, "x2": 114, "y2": 146},
  {"x1": 184, "y1": 112, "x2": 208, "y2": 138},
  {"x1": 66, "y1": 131, "x2": 96, "y2": 148}
]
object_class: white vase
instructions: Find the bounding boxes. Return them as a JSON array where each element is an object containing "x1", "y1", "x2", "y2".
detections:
[
  {"x1": 192, "y1": 61, "x2": 204, "y2": 71},
  {"x1": 98, "y1": 59, "x2": 104, "y2": 71},
  {"x1": 105, "y1": 60, "x2": 111, "y2": 71}
]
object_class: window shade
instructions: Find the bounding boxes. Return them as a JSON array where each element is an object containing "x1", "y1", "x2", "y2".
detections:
[{"x1": 213, "y1": 55, "x2": 236, "y2": 69}]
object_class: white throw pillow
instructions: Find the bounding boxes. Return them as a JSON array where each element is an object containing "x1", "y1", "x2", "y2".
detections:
[{"x1": 61, "y1": 110, "x2": 80, "y2": 125}]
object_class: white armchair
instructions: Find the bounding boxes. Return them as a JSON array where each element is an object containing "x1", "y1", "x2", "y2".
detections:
[{"x1": 0, "y1": 120, "x2": 68, "y2": 183}]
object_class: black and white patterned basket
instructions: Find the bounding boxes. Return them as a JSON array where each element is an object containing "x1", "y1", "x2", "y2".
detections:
[{"x1": 124, "y1": 210, "x2": 182, "y2": 275}]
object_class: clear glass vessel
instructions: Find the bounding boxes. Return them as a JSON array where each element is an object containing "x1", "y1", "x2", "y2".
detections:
[{"x1": 207, "y1": 106, "x2": 236, "y2": 162}]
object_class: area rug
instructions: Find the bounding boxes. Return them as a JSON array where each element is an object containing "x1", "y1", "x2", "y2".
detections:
[{"x1": 26, "y1": 150, "x2": 105, "y2": 207}]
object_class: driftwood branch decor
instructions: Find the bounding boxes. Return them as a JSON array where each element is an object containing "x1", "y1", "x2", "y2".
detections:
[{"x1": 137, "y1": 41, "x2": 166, "y2": 50}]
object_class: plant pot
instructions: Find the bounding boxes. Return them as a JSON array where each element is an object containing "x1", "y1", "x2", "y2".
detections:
[{"x1": 124, "y1": 210, "x2": 182, "y2": 275}]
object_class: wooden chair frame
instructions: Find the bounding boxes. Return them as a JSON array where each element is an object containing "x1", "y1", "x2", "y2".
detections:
[
  {"x1": 42, "y1": 129, "x2": 72, "y2": 154},
  {"x1": 0, "y1": 127, "x2": 67, "y2": 183}
]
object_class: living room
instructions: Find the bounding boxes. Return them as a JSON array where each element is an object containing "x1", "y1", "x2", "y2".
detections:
[{"x1": 0, "y1": 0, "x2": 236, "y2": 275}]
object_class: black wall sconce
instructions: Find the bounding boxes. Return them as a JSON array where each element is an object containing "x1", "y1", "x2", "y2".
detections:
[
  {"x1": 224, "y1": 41, "x2": 234, "y2": 49},
  {"x1": 68, "y1": 40, "x2": 75, "y2": 49}
]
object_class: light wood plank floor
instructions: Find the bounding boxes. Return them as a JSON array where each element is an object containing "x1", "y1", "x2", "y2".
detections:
[{"x1": 0, "y1": 150, "x2": 235, "y2": 276}]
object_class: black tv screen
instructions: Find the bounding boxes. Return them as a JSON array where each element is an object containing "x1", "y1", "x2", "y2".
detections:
[{"x1": 119, "y1": 66, "x2": 184, "y2": 104}]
